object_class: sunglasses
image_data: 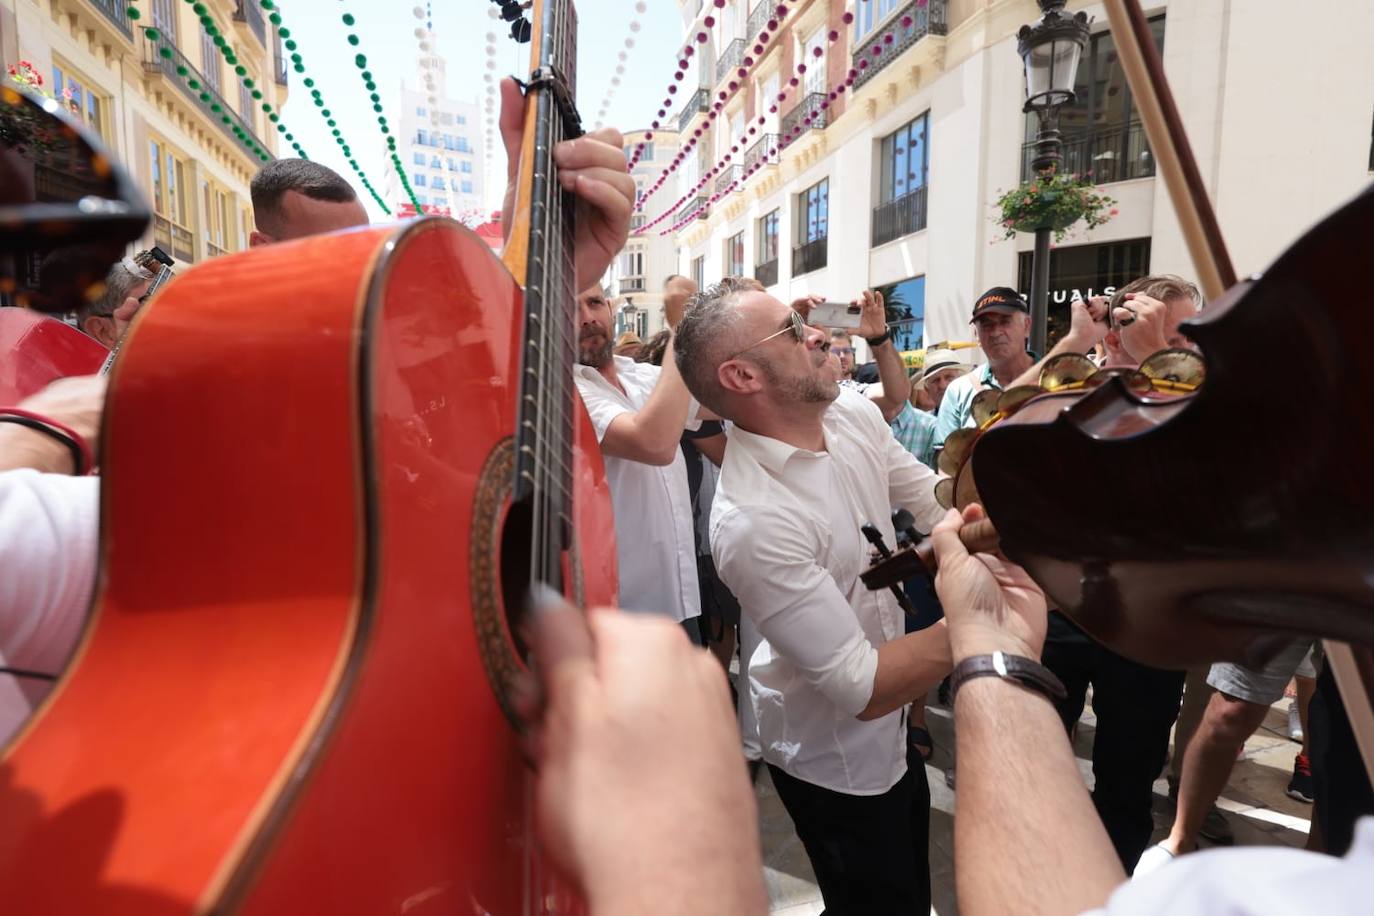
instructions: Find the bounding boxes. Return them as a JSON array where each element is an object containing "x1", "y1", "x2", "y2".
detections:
[
  {"x1": 725, "y1": 309, "x2": 808, "y2": 362},
  {"x1": 0, "y1": 83, "x2": 151, "y2": 315}
]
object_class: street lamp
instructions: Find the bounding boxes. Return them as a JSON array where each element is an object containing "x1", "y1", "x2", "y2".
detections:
[
  {"x1": 1017, "y1": 0, "x2": 1090, "y2": 357},
  {"x1": 618, "y1": 298, "x2": 640, "y2": 338}
]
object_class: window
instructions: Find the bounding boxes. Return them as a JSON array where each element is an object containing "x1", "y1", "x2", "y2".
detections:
[
  {"x1": 456, "y1": 136, "x2": 472, "y2": 153},
  {"x1": 430, "y1": 156, "x2": 442, "y2": 168},
  {"x1": 150, "y1": 0, "x2": 177, "y2": 36},
  {"x1": 200, "y1": 24, "x2": 221, "y2": 93},
  {"x1": 640, "y1": 142, "x2": 654, "y2": 161},
  {"x1": 874, "y1": 276, "x2": 926, "y2": 352},
  {"x1": 201, "y1": 178, "x2": 236, "y2": 256},
  {"x1": 803, "y1": 30, "x2": 826, "y2": 96},
  {"x1": 880, "y1": 113, "x2": 929, "y2": 202},
  {"x1": 461, "y1": 180, "x2": 473, "y2": 193},
  {"x1": 416, "y1": 129, "x2": 429, "y2": 145},
  {"x1": 756, "y1": 209, "x2": 779, "y2": 263},
  {"x1": 239, "y1": 76, "x2": 255, "y2": 131},
  {"x1": 447, "y1": 157, "x2": 458, "y2": 170},
  {"x1": 413, "y1": 152, "x2": 426, "y2": 165},
  {"x1": 1024, "y1": 18, "x2": 1165, "y2": 183},
  {"x1": 449, "y1": 177, "x2": 460, "y2": 191},
  {"x1": 854, "y1": 0, "x2": 900, "y2": 40},
  {"x1": 148, "y1": 135, "x2": 193, "y2": 262},
  {"x1": 725, "y1": 231, "x2": 745, "y2": 276},
  {"x1": 456, "y1": 114, "x2": 466, "y2": 125},
  {"x1": 461, "y1": 161, "x2": 472, "y2": 174},
  {"x1": 620, "y1": 248, "x2": 644, "y2": 277},
  {"x1": 417, "y1": 106, "x2": 427, "y2": 117},
  {"x1": 761, "y1": 71, "x2": 780, "y2": 132},
  {"x1": 416, "y1": 194, "x2": 428, "y2": 205},
  {"x1": 691, "y1": 255, "x2": 705, "y2": 288},
  {"x1": 415, "y1": 174, "x2": 426, "y2": 187},
  {"x1": 50, "y1": 61, "x2": 108, "y2": 143},
  {"x1": 799, "y1": 178, "x2": 829, "y2": 243}
]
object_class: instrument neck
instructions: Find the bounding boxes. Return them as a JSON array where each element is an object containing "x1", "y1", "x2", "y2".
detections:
[{"x1": 100, "y1": 264, "x2": 173, "y2": 376}]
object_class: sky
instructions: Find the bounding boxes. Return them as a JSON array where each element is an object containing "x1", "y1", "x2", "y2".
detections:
[{"x1": 277, "y1": 0, "x2": 685, "y2": 221}]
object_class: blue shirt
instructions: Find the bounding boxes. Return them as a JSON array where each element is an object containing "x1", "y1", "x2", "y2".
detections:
[
  {"x1": 933, "y1": 362, "x2": 1000, "y2": 449},
  {"x1": 890, "y1": 403, "x2": 940, "y2": 470}
]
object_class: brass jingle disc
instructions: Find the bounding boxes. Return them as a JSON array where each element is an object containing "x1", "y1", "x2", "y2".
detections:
[
  {"x1": 970, "y1": 388, "x2": 1002, "y2": 428},
  {"x1": 996, "y1": 385, "x2": 1045, "y2": 417},
  {"x1": 1039, "y1": 353, "x2": 1097, "y2": 391},
  {"x1": 1085, "y1": 367, "x2": 1153, "y2": 395},
  {"x1": 1139, "y1": 348, "x2": 1206, "y2": 388},
  {"x1": 934, "y1": 476, "x2": 955, "y2": 510},
  {"x1": 953, "y1": 455, "x2": 981, "y2": 510},
  {"x1": 937, "y1": 427, "x2": 979, "y2": 477}
]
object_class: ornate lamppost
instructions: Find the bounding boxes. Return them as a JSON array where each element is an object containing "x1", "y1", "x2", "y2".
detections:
[{"x1": 1017, "y1": 0, "x2": 1091, "y2": 356}]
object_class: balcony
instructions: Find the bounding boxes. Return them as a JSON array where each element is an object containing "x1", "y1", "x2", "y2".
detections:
[
  {"x1": 872, "y1": 185, "x2": 928, "y2": 247},
  {"x1": 792, "y1": 236, "x2": 827, "y2": 276},
  {"x1": 629, "y1": 214, "x2": 646, "y2": 231},
  {"x1": 1020, "y1": 121, "x2": 1155, "y2": 184},
  {"x1": 153, "y1": 215, "x2": 195, "y2": 264},
  {"x1": 234, "y1": 0, "x2": 267, "y2": 48},
  {"x1": 780, "y1": 93, "x2": 827, "y2": 150},
  {"x1": 755, "y1": 257, "x2": 778, "y2": 288},
  {"x1": 714, "y1": 165, "x2": 742, "y2": 195},
  {"x1": 274, "y1": 29, "x2": 289, "y2": 86},
  {"x1": 715, "y1": 38, "x2": 746, "y2": 85},
  {"x1": 743, "y1": 133, "x2": 780, "y2": 172},
  {"x1": 677, "y1": 87, "x2": 709, "y2": 133},
  {"x1": 746, "y1": 1, "x2": 770, "y2": 41},
  {"x1": 687, "y1": 196, "x2": 709, "y2": 220},
  {"x1": 142, "y1": 31, "x2": 272, "y2": 160},
  {"x1": 88, "y1": 0, "x2": 133, "y2": 39},
  {"x1": 620, "y1": 276, "x2": 646, "y2": 293},
  {"x1": 852, "y1": 0, "x2": 948, "y2": 92}
]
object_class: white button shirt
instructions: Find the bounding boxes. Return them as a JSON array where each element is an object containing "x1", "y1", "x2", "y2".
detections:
[
  {"x1": 575, "y1": 356, "x2": 701, "y2": 623},
  {"x1": 711, "y1": 389, "x2": 946, "y2": 795}
]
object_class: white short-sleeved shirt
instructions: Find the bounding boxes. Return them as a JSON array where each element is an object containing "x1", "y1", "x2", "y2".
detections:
[
  {"x1": 710, "y1": 388, "x2": 946, "y2": 795},
  {"x1": 574, "y1": 357, "x2": 701, "y2": 623},
  {"x1": 1087, "y1": 817, "x2": 1374, "y2": 915},
  {"x1": 0, "y1": 469, "x2": 99, "y2": 744}
]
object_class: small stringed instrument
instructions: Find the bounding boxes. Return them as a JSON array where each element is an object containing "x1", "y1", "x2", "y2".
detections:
[
  {"x1": 98, "y1": 246, "x2": 174, "y2": 375},
  {"x1": 0, "y1": 0, "x2": 611, "y2": 911}
]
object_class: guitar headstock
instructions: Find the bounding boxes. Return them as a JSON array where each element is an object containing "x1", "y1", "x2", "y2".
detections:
[{"x1": 131, "y1": 246, "x2": 175, "y2": 276}]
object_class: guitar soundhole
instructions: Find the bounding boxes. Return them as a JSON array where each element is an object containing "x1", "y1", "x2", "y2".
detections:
[{"x1": 469, "y1": 437, "x2": 527, "y2": 728}]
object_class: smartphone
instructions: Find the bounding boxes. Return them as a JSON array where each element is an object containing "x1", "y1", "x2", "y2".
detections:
[{"x1": 808, "y1": 301, "x2": 863, "y2": 329}]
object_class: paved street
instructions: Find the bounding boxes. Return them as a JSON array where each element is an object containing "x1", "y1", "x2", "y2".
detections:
[{"x1": 760, "y1": 688, "x2": 1313, "y2": 915}]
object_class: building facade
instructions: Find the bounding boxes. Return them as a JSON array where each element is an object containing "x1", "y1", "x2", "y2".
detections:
[
  {"x1": 1, "y1": 0, "x2": 287, "y2": 265},
  {"x1": 381, "y1": 23, "x2": 484, "y2": 218},
  {"x1": 667, "y1": 0, "x2": 1374, "y2": 357},
  {"x1": 606, "y1": 127, "x2": 683, "y2": 341}
]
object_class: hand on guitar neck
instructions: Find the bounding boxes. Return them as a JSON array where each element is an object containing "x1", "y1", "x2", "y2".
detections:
[{"x1": 498, "y1": 77, "x2": 636, "y2": 293}]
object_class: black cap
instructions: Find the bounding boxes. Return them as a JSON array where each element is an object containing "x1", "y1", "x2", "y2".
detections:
[{"x1": 969, "y1": 286, "x2": 1030, "y2": 322}]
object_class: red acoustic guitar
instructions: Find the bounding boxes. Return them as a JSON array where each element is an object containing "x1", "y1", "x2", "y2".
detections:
[
  {"x1": 0, "y1": 0, "x2": 612, "y2": 912},
  {"x1": 0, "y1": 309, "x2": 106, "y2": 402}
]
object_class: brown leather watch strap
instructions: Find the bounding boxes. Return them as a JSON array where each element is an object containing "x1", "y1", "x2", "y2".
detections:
[{"x1": 949, "y1": 652, "x2": 1067, "y2": 704}]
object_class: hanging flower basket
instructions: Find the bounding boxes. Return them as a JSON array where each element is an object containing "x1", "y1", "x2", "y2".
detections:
[{"x1": 994, "y1": 170, "x2": 1118, "y2": 243}]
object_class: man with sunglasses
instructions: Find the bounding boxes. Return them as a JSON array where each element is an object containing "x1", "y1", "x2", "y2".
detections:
[{"x1": 673, "y1": 278, "x2": 951, "y2": 915}]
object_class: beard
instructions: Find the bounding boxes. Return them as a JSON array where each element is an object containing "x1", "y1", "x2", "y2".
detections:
[
  {"x1": 578, "y1": 331, "x2": 612, "y2": 369},
  {"x1": 756, "y1": 353, "x2": 839, "y2": 404}
]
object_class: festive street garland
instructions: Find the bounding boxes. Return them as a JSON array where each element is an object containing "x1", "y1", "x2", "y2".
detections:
[{"x1": 591, "y1": 1, "x2": 648, "y2": 132}]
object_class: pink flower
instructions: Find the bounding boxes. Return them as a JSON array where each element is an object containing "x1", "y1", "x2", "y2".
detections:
[{"x1": 1109, "y1": 208, "x2": 1119, "y2": 216}]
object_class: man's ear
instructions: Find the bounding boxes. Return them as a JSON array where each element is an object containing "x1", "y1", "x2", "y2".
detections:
[
  {"x1": 248, "y1": 230, "x2": 273, "y2": 248},
  {"x1": 81, "y1": 315, "x2": 117, "y2": 348},
  {"x1": 717, "y1": 359, "x2": 763, "y2": 397}
]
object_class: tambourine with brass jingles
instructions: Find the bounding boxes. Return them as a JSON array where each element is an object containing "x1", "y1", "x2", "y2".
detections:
[{"x1": 932, "y1": 347, "x2": 1206, "y2": 512}]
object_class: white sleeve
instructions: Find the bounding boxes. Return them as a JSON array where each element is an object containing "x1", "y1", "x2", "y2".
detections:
[
  {"x1": 0, "y1": 470, "x2": 99, "y2": 743},
  {"x1": 712, "y1": 503, "x2": 878, "y2": 717},
  {"x1": 574, "y1": 375, "x2": 632, "y2": 444}
]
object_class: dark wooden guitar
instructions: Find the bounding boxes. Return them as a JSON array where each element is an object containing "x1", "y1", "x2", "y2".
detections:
[{"x1": 0, "y1": 0, "x2": 610, "y2": 911}]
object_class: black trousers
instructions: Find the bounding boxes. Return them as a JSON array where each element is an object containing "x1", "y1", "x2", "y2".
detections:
[
  {"x1": 768, "y1": 762, "x2": 930, "y2": 916},
  {"x1": 1310, "y1": 664, "x2": 1374, "y2": 855},
  {"x1": 1043, "y1": 615, "x2": 1185, "y2": 871}
]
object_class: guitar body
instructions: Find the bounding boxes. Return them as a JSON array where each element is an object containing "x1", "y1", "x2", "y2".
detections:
[
  {"x1": 0, "y1": 219, "x2": 612, "y2": 913},
  {"x1": 0, "y1": 308, "x2": 108, "y2": 402}
]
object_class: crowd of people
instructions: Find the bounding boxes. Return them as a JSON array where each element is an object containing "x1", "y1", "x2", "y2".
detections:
[{"x1": 3, "y1": 77, "x2": 1374, "y2": 914}]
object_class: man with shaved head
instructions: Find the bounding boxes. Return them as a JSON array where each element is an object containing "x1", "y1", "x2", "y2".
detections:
[
  {"x1": 249, "y1": 158, "x2": 369, "y2": 246},
  {"x1": 673, "y1": 277, "x2": 951, "y2": 914}
]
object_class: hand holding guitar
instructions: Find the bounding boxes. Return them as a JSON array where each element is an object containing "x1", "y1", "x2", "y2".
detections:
[{"x1": 0, "y1": 374, "x2": 105, "y2": 474}]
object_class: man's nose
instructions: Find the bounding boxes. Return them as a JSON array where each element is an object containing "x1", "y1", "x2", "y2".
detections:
[{"x1": 804, "y1": 325, "x2": 828, "y2": 349}]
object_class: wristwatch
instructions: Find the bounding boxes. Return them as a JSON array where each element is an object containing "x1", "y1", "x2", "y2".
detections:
[
  {"x1": 865, "y1": 331, "x2": 891, "y2": 347},
  {"x1": 949, "y1": 651, "x2": 1066, "y2": 703}
]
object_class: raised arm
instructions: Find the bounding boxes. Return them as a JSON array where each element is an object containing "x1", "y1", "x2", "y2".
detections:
[
  {"x1": 853, "y1": 289, "x2": 910, "y2": 423},
  {"x1": 596, "y1": 335, "x2": 696, "y2": 466},
  {"x1": 1006, "y1": 297, "x2": 1109, "y2": 389}
]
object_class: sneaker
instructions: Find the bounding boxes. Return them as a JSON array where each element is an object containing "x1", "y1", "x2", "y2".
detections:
[
  {"x1": 1288, "y1": 701, "x2": 1304, "y2": 743},
  {"x1": 1287, "y1": 753, "x2": 1314, "y2": 803}
]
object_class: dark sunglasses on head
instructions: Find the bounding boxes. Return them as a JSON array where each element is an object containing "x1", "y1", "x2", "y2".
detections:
[{"x1": 0, "y1": 83, "x2": 151, "y2": 315}]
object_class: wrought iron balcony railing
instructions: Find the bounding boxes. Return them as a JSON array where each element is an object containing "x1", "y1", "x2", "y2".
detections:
[
  {"x1": 780, "y1": 93, "x2": 827, "y2": 150},
  {"x1": 755, "y1": 257, "x2": 778, "y2": 288},
  {"x1": 746, "y1": 1, "x2": 770, "y2": 42},
  {"x1": 620, "y1": 276, "x2": 646, "y2": 293},
  {"x1": 792, "y1": 236, "x2": 827, "y2": 276},
  {"x1": 88, "y1": 0, "x2": 133, "y2": 39},
  {"x1": 872, "y1": 185, "x2": 929, "y2": 247},
  {"x1": 1019, "y1": 121, "x2": 1155, "y2": 184},
  {"x1": 852, "y1": 0, "x2": 948, "y2": 92},
  {"x1": 743, "y1": 133, "x2": 780, "y2": 171},
  {"x1": 677, "y1": 87, "x2": 709, "y2": 133},
  {"x1": 714, "y1": 165, "x2": 743, "y2": 196},
  {"x1": 715, "y1": 38, "x2": 746, "y2": 85},
  {"x1": 686, "y1": 196, "x2": 709, "y2": 220},
  {"x1": 234, "y1": 0, "x2": 267, "y2": 47},
  {"x1": 142, "y1": 31, "x2": 272, "y2": 159},
  {"x1": 274, "y1": 29, "x2": 289, "y2": 86}
]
